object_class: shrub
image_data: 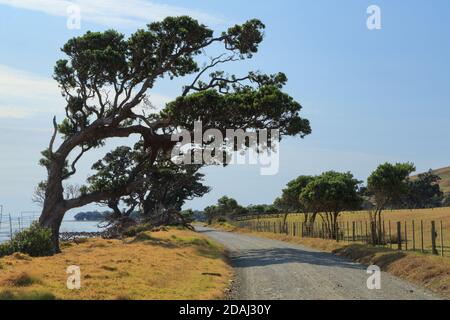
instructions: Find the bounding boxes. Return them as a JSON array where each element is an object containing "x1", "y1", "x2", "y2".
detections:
[
  {"x1": 0, "y1": 290, "x2": 55, "y2": 300},
  {"x1": 0, "y1": 222, "x2": 53, "y2": 258},
  {"x1": 123, "y1": 224, "x2": 152, "y2": 237},
  {"x1": 7, "y1": 272, "x2": 41, "y2": 287}
]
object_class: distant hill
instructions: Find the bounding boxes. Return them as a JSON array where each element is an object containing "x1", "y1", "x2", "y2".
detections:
[
  {"x1": 431, "y1": 166, "x2": 450, "y2": 194},
  {"x1": 74, "y1": 211, "x2": 106, "y2": 221},
  {"x1": 414, "y1": 166, "x2": 450, "y2": 194}
]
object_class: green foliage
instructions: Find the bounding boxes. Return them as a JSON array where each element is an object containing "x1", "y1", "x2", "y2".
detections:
[
  {"x1": 299, "y1": 171, "x2": 362, "y2": 214},
  {"x1": 123, "y1": 224, "x2": 153, "y2": 237},
  {"x1": 367, "y1": 162, "x2": 416, "y2": 209},
  {"x1": 88, "y1": 146, "x2": 137, "y2": 191},
  {"x1": 247, "y1": 204, "x2": 279, "y2": 215},
  {"x1": 204, "y1": 196, "x2": 248, "y2": 223},
  {"x1": 0, "y1": 222, "x2": 53, "y2": 258},
  {"x1": 36, "y1": 16, "x2": 311, "y2": 253},
  {"x1": 162, "y1": 85, "x2": 311, "y2": 137},
  {"x1": 403, "y1": 170, "x2": 443, "y2": 209},
  {"x1": 275, "y1": 175, "x2": 315, "y2": 212}
]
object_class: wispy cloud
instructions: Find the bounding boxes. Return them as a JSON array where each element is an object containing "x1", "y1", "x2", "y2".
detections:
[
  {"x1": 0, "y1": 105, "x2": 33, "y2": 118},
  {"x1": 0, "y1": 65, "x2": 61, "y2": 118},
  {"x1": 0, "y1": 0, "x2": 225, "y2": 28},
  {"x1": 0, "y1": 64, "x2": 174, "y2": 119}
]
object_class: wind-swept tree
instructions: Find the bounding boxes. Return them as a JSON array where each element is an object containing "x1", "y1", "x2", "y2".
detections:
[
  {"x1": 86, "y1": 146, "x2": 210, "y2": 234},
  {"x1": 367, "y1": 162, "x2": 416, "y2": 243},
  {"x1": 37, "y1": 16, "x2": 311, "y2": 251},
  {"x1": 274, "y1": 175, "x2": 316, "y2": 230},
  {"x1": 299, "y1": 171, "x2": 362, "y2": 238}
]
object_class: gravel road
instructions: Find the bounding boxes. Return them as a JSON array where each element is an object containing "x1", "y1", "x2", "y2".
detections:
[{"x1": 196, "y1": 227, "x2": 439, "y2": 300}]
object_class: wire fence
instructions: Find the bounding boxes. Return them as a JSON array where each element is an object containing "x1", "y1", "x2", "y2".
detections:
[
  {"x1": 0, "y1": 213, "x2": 38, "y2": 243},
  {"x1": 237, "y1": 218, "x2": 448, "y2": 257}
]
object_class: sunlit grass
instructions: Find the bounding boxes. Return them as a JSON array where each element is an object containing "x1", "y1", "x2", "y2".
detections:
[
  {"x1": 245, "y1": 207, "x2": 450, "y2": 255},
  {"x1": 0, "y1": 228, "x2": 232, "y2": 300}
]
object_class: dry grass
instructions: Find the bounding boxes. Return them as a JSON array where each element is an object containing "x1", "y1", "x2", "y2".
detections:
[
  {"x1": 221, "y1": 226, "x2": 450, "y2": 299},
  {"x1": 0, "y1": 228, "x2": 232, "y2": 300},
  {"x1": 248, "y1": 207, "x2": 450, "y2": 255}
]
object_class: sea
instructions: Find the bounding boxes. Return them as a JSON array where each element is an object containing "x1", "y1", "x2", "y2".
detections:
[{"x1": 0, "y1": 215, "x2": 103, "y2": 244}]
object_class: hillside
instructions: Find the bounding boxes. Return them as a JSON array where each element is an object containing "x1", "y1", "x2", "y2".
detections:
[
  {"x1": 416, "y1": 166, "x2": 450, "y2": 194},
  {"x1": 431, "y1": 166, "x2": 450, "y2": 194}
]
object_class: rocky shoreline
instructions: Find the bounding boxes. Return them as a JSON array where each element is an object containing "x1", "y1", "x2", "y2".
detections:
[{"x1": 59, "y1": 231, "x2": 106, "y2": 242}]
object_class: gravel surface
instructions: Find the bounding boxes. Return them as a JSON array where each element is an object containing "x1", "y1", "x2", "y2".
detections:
[{"x1": 196, "y1": 226, "x2": 439, "y2": 300}]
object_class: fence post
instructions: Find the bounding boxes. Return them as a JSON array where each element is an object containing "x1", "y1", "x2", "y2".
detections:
[
  {"x1": 371, "y1": 221, "x2": 377, "y2": 245},
  {"x1": 404, "y1": 221, "x2": 408, "y2": 251},
  {"x1": 352, "y1": 221, "x2": 355, "y2": 242},
  {"x1": 359, "y1": 221, "x2": 364, "y2": 242},
  {"x1": 9, "y1": 213, "x2": 13, "y2": 240},
  {"x1": 336, "y1": 223, "x2": 339, "y2": 242},
  {"x1": 388, "y1": 220, "x2": 392, "y2": 249},
  {"x1": 346, "y1": 221, "x2": 349, "y2": 243},
  {"x1": 365, "y1": 221, "x2": 368, "y2": 244},
  {"x1": 421, "y1": 220, "x2": 424, "y2": 253},
  {"x1": 397, "y1": 222, "x2": 402, "y2": 250},
  {"x1": 412, "y1": 220, "x2": 415, "y2": 251},
  {"x1": 431, "y1": 221, "x2": 438, "y2": 255},
  {"x1": 440, "y1": 221, "x2": 444, "y2": 257}
]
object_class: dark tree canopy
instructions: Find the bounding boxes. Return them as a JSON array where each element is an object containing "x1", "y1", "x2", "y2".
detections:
[
  {"x1": 299, "y1": 171, "x2": 362, "y2": 237},
  {"x1": 367, "y1": 162, "x2": 416, "y2": 209},
  {"x1": 274, "y1": 175, "x2": 315, "y2": 213},
  {"x1": 204, "y1": 196, "x2": 248, "y2": 224},
  {"x1": 403, "y1": 170, "x2": 443, "y2": 209},
  {"x1": 366, "y1": 162, "x2": 415, "y2": 243}
]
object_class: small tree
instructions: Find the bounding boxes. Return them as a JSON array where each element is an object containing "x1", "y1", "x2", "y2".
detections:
[
  {"x1": 203, "y1": 196, "x2": 247, "y2": 223},
  {"x1": 367, "y1": 162, "x2": 416, "y2": 243},
  {"x1": 275, "y1": 175, "x2": 315, "y2": 231},
  {"x1": 300, "y1": 171, "x2": 362, "y2": 238}
]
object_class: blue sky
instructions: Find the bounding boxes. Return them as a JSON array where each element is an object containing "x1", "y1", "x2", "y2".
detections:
[{"x1": 0, "y1": 0, "x2": 450, "y2": 216}]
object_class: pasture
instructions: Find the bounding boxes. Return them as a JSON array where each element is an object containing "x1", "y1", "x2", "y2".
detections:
[{"x1": 240, "y1": 207, "x2": 450, "y2": 256}]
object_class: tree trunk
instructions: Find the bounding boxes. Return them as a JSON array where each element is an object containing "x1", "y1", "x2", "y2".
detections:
[
  {"x1": 39, "y1": 203, "x2": 66, "y2": 253},
  {"x1": 333, "y1": 212, "x2": 340, "y2": 240},
  {"x1": 282, "y1": 213, "x2": 290, "y2": 233},
  {"x1": 39, "y1": 158, "x2": 67, "y2": 253},
  {"x1": 308, "y1": 212, "x2": 318, "y2": 236},
  {"x1": 377, "y1": 210, "x2": 383, "y2": 244}
]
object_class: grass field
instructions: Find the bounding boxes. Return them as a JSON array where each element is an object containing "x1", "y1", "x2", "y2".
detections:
[
  {"x1": 0, "y1": 228, "x2": 232, "y2": 300},
  {"x1": 242, "y1": 207, "x2": 450, "y2": 256}
]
